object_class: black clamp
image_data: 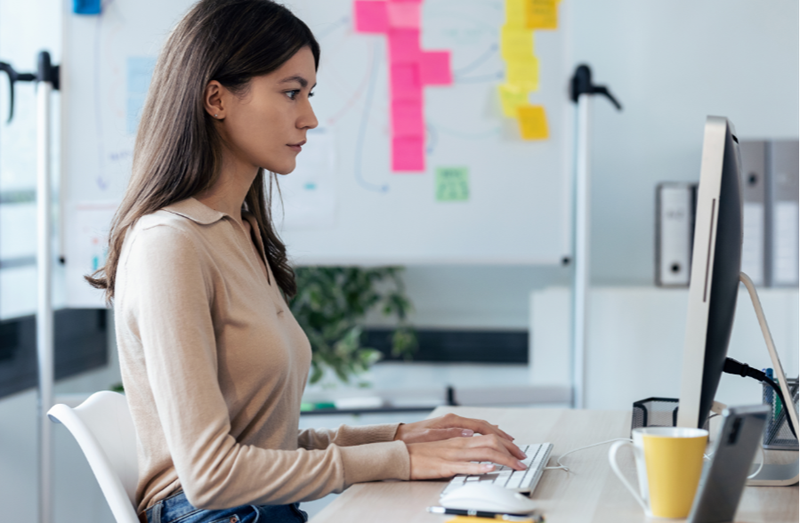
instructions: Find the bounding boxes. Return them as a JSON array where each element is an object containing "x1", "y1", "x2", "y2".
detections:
[
  {"x1": 0, "y1": 51, "x2": 59, "y2": 123},
  {"x1": 570, "y1": 64, "x2": 622, "y2": 111}
]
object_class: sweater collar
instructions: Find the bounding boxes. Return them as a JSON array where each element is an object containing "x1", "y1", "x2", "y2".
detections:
[{"x1": 162, "y1": 197, "x2": 227, "y2": 225}]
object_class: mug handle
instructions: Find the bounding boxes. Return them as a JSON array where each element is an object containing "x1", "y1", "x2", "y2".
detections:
[{"x1": 608, "y1": 440, "x2": 648, "y2": 513}]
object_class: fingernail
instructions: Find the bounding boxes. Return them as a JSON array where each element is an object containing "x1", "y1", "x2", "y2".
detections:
[
  {"x1": 517, "y1": 461, "x2": 527, "y2": 469},
  {"x1": 461, "y1": 429, "x2": 474, "y2": 437},
  {"x1": 482, "y1": 464, "x2": 495, "y2": 471}
]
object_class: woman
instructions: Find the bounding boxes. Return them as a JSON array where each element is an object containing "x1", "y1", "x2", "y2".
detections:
[{"x1": 88, "y1": 1, "x2": 527, "y2": 522}]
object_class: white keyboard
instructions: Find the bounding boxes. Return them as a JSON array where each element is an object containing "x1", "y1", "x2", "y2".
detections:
[{"x1": 441, "y1": 442, "x2": 553, "y2": 496}]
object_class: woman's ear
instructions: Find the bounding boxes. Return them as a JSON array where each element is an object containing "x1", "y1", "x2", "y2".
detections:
[{"x1": 204, "y1": 80, "x2": 225, "y2": 120}]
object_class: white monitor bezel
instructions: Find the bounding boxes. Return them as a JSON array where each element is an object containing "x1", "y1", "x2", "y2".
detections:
[{"x1": 676, "y1": 116, "x2": 732, "y2": 429}]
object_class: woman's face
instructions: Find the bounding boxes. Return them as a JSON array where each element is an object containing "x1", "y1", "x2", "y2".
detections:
[{"x1": 211, "y1": 46, "x2": 318, "y2": 175}]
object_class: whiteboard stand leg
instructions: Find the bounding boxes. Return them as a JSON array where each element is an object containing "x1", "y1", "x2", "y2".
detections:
[
  {"x1": 36, "y1": 50, "x2": 58, "y2": 523},
  {"x1": 569, "y1": 65, "x2": 622, "y2": 410},
  {"x1": 572, "y1": 95, "x2": 591, "y2": 410}
]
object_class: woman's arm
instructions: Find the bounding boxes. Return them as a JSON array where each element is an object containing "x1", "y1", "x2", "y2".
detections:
[
  {"x1": 298, "y1": 414, "x2": 523, "y2": 449},
  {"x1": 298, "y1": 424, "x2": 401, "y2": 450}
]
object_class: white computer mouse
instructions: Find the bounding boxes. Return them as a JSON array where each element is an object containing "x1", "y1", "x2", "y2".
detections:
[{"x1": 440, "y1": 483, "x2": 538, "y2": 514}]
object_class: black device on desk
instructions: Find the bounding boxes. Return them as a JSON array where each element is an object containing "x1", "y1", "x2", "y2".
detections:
[{"x1": 688, "y1": 405, "x2": 770, "y2": 523}]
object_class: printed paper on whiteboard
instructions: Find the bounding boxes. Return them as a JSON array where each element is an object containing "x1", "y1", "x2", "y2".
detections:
[
  {"x1": 272, "y1": 129, "x2": 337, "y2": 231},
  {"x1": 66, "y1": 201, "x2": 118, "y2": 308}
]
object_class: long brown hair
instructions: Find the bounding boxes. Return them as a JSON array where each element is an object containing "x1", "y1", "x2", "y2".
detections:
[{"x1": 86, "y1": 0, "x2": 319, "y2": 301}]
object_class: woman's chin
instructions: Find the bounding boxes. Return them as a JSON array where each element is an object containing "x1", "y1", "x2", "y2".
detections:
[{"x1": 266, "y1": 161, "x2": 296, "y2": 175}]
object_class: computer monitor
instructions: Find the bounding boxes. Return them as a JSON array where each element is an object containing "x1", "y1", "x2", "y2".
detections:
[{"x1": 677, "y1": 116, "x2": 743, "y2": 430}]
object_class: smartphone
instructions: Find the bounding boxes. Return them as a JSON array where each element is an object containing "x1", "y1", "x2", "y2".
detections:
[{"x1": 687, "y1": 404, "x2": 770, "y2": 523}]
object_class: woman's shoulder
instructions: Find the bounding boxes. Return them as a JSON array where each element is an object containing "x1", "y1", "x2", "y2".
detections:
[{"x1": 125, "y1": 198, "x2": 225, "y2": 257}]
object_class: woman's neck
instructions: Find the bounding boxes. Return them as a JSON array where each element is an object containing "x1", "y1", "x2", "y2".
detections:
[{"x1": 195, "y1": 148, "x2": 258, "y2": 225}]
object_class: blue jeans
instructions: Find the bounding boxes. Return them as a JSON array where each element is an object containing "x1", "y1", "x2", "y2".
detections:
[{"x1": 143, "y1": 490, "x2": 308, "y2": 523}]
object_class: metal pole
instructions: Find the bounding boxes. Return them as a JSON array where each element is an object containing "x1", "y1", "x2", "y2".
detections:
[
  {"x1": 569, "y1": 64, "x2": 621, "y2": 410},
  {"x1": 36, "y1": 55, "x2": 54, "y2": 523},
  {"x1": 572, "y1": 94, "x2": 591, "y2": 410}
]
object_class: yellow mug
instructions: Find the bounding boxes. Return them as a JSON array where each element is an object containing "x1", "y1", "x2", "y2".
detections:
[{"x1": 609, "y1": 427, "x2": 708, "y2": 519}]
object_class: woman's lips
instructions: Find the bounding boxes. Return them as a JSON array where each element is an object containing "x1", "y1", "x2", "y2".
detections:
[{"x1": 287, "y1": 140, "x2": 306, "y2": 152}]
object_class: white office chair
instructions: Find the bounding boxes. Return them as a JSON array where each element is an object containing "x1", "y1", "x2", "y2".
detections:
[{"x1": 48, "y1": 391, "x2": 140, "y2": 523}]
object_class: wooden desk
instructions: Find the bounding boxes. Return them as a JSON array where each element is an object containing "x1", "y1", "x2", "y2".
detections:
[{"x1": 311, "y1": 407, "x2": 798, "y2": 523}]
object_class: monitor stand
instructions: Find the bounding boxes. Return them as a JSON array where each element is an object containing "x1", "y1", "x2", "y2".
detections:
[{"x1": 739, "y1": 272, "x2": 799, "y2": 486}]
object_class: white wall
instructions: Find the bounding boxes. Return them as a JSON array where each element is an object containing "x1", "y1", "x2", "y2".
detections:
[{"x1": 572, "y1": 0, "x2": 799, "y2": 285}]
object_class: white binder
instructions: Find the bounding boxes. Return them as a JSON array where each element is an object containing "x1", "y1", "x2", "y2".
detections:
[
  {"x1": 767, "y1": 140, "x2": 800, "y2": 286},
  {"x1": 656, "y1": 183, "x2": 696, "y2": 286},
  {"x1": 739, "y1": 141, "x2": 767, "y2": 286}
]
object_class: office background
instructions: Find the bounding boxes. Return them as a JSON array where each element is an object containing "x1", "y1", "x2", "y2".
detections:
[{"x1": 0, "y1": 0, "x2": 797, "y2": 521}]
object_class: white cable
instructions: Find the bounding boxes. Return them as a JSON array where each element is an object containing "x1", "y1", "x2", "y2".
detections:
[
  {"x1": 544, "y1": 438, "x2": 633, "y2": 472},
  {"x1": 544, "y1": 431, "x2": 763, "y2": 478},
  {"x1": 747, "y1": 444, "x2": 765, "y2": 479}
]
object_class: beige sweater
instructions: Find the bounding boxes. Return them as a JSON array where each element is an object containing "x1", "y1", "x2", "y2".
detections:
[{"x1": 114, "y1": 198, "x2": 410, "y2": 513}]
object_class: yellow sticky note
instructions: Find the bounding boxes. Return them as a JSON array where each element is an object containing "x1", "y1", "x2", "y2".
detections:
[
  {"x1": 500, "y1": 25, "x2": 534, "y2": 60},
  {"x1": 526, "y1": 0, "x2": 558, "y2": 30},
  {"x1": 498, "y1": 83, "x2": 529, "y2": 117},
  {"x1": 505, "y1": 0, "x2": 527, "y2": 27},
  {"x1": 517, "y1": 104, "x2": 549, "y2": 140},
  {"x1": 506, "y1": 57, "x2": 539, "y2": 91}
]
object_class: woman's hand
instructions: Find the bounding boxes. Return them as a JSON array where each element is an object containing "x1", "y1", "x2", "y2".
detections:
[
  {"x1": 394, "y1": 412, "x2": 517, "y2": 445},
  {"x1": 406, "y1": 434, "x2": 528, "y2": 480},
  {"x1": 393, "y1": 412, "x2": 527, "y2": 479}
]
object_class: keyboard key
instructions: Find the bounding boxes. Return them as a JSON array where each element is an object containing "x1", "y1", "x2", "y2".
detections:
[{"x1": 505, "y1": 473, "x2": 524, "y2": 489}]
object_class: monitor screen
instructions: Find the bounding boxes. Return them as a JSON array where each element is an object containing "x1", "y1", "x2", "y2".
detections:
[{"x1": 677, "y1": 116, "x2": 743, "y2": 429}]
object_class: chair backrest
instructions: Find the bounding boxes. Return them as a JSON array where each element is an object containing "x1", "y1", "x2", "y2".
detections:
[{"x1": 48, "y1": 391, "x2": 140, "y2": 523}]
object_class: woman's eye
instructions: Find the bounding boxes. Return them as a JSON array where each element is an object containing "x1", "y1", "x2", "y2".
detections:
[
  {"x1": 286, "y1": 90, "x2": 300, "y2": 100},
  {"x1": 309, "y1": 91, "x2": 315, "y2": 98}
]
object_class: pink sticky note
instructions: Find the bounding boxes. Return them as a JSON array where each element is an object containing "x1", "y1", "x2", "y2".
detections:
[
  {"x1": 392, "y1": 136, "x2": 425, "y2": 172},
  {"x1": 388, "y1": 29, "x2": 421, "y2": 63},
  {"x1": 390, "y1": 63, "x2": 422, "y2": 101},
  {"x1": 387, "y1": 2, "x2": 421, "y2": 28},
  {"x1": 391, "y1": 100, "x2": 424, "y2": 137},
  {"x1": 420, "y1": 51, "x2": 452, "y2": 85},
  {"x1": 354, "y1": 1, "x2": 389, "y2": 33}
]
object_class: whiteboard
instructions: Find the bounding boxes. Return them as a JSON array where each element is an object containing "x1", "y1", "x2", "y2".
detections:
[{"x1": 62, "y1": 0, "x2": 573, "y2": 298}]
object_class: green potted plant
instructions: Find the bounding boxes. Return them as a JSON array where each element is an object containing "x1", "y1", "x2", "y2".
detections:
[{"x1": 290, "y1": 266, "x2": 417, "y2": 385}]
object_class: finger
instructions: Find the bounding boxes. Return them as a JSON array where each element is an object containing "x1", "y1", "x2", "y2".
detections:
[
  {"x1": 405, "y1": 427, "x2": 474, "y2": 444},
  {"x1": 456, "y1": 436, "x2": 527, "y2": 470},
  {"x1": 488, "y1": 423, "x2": 515, "y2": 441},
  {"x1": 500, "y1": 437, "x2": 527, "y2": 460},
  {"x1": 462, "y1": 434, "x2": 526, "y2": 460},
  {"x1": 466, "y1": 419, "x2": 516, "y2": 442},
  {"x1": 449, "y1": 447, "x2": 527, "y2": 471},
  {"x1": 447, "y1": 461, "x2": 498, "y2": 476}
]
